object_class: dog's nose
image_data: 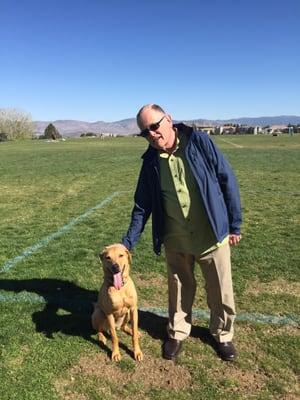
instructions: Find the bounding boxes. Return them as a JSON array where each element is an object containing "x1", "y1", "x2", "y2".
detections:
[{"x1": 111, "y1": 263, "x2": 120, "y2": 274}]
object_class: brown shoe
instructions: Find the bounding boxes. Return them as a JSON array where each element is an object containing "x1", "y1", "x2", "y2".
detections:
[
  {"x1": 162, "y1": 338, "x2": 182, "y2": 360},
  {"x1": 217, "y1": 341, "x2": 236, "y2": 361}
]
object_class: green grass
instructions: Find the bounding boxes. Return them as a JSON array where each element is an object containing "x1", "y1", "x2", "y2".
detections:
[{"x1": 0, "y1": 135, "x2": 299, "y2": 399}]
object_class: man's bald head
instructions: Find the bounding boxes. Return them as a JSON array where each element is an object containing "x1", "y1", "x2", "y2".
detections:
[{"x1": 136, "y1": 104, "x2": 166, "y2": 128}]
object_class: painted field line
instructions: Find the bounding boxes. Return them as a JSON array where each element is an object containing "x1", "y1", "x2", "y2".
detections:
[
  {"x1": 0, "y1": 292, "x2": 298, "y2": 326},
  {"x1": 140, "y1": 307, "x2": 299, "y2": 327},
  {"x1": 0, "y1": 191, "x2": 122, "y2": 274},
  {"x1": 219, "y1": 138, "x2": 244, "y2": 148}
]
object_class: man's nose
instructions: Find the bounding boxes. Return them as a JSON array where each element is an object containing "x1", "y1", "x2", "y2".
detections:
[{"x1": 148, "y1": 130, "x2": 160, "y2": 139}]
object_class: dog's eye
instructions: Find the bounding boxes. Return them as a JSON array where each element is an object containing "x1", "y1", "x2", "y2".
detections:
[
  {"x1": 118, "y1": 254, "x2": 124, "y2": 257},
  {"x1": 105, "y1": 255, "x2": 111, "y2": 260}
]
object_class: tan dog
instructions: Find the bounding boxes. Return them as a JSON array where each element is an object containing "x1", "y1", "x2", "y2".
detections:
[{"x1": 91, "y1": 243, "x2": 143, "y2": 362}]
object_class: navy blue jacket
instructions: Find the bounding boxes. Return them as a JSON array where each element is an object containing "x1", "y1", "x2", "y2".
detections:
[{"x1": 122, "y1": 124, "x2": 242, "y2": 255}]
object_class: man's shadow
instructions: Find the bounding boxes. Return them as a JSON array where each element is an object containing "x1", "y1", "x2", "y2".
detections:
[
  {"x1": 138, "y1": 310, "x2": 218, "y2": 354},
  {"x1": 0, "y1": 278, "x2": 218, "y2": 355}
]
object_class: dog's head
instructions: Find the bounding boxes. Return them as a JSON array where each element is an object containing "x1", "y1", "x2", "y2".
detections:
[{"x1": 99, "y1": 243, "x2": 132, "y2": 289}]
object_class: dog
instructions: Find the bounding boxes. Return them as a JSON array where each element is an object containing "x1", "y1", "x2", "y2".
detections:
[{"x1": 91, "y1": 243, "x2": 143, "y2": 362}]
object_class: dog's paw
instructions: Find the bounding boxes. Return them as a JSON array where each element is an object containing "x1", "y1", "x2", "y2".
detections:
[
  {"x1": 98, "y1": 332, "x2": 107, "y2": 345},
  {"x1": 134, "y1": 349, "x2": 143, "y2": 362},
  {"x1": 111, "y1": 351, "x2": 122, "y2": 362},
  {"x1": 122, "y1": 326, "x2": 142, "y2": 338}
]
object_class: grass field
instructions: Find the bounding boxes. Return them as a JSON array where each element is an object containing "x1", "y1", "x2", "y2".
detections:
[{"x1": 0, "y1": 134, "x2": 299, "y2": 399}]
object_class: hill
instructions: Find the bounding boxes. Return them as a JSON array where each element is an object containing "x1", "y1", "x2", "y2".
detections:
[{"x1": 34, "y1": 115, "x2": 300, "y2": 137}]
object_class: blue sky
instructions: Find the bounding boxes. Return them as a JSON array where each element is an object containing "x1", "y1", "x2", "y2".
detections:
[{"x1": 1, "y1": 0, "x2": 299, "y2": 121}]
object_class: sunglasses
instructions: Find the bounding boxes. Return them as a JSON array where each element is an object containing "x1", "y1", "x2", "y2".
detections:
[{"x1": 139, "y1": 116, "x2": 166, "y2": 137}]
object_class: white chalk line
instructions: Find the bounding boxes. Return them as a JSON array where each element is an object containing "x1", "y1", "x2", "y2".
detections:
[
  {"x1": 219, "y1": 138, "x2": 244, "y2": 148},
  {"x1": 0, "y1": 292, "x2": 298, "y2": 326},
  {"x1": 1, "y1": 187, "x2": 298, "y2": 327},
  {"x1": 0, "y1": 191, "x2": 122, "y2": 273},
  {"x1": 141, "y1": 307, "x2": 299, "y2": 327}
]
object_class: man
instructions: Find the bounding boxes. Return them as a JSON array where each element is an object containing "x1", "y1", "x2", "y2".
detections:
[{"x1": 121, "y1": 104, "x2": 242, "y2": 362}]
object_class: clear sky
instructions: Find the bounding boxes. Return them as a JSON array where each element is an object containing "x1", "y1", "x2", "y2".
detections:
[{"x1": 1, "y1": 0, "x2": 299, "y2": 122}]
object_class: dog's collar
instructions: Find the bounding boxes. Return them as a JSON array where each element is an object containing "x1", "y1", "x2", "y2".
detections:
[{"x1": 121, "y1": 264, "x2": 127, "y2": 283}]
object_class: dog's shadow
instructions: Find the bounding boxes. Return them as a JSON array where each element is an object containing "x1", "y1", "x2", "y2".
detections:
[
  {"x1": 0, "y1": 278, "x2": 217, "y2": 357},
  {"x1": 0, "y1": 278, "x2": 97, "y2": 340}
]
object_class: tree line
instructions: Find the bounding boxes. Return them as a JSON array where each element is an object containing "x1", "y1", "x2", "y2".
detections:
[
  {"x1": 0, "y1": 108, "x2": 34, "y2": 140},
  {"x1": 0, "y1": 108, "x2": 62, "y2": 141}
]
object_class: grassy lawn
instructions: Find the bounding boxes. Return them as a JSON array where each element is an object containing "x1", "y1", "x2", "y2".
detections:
[{"x1": 0, "y1": 134, "x2": 299, "y2": 399}]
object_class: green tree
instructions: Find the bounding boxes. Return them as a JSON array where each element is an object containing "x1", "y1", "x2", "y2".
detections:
[{"x1": 44, "y1": 123, "x2": 62, "y2": 140}]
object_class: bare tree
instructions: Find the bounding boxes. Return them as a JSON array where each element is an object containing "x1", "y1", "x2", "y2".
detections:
[{"x1": 0, "y1": 108, "x2": 34, "y2": 140}]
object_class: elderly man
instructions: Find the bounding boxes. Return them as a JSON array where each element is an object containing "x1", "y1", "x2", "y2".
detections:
[{"x1": 122, "y1": 104, "x2": 242, "y2": 361}]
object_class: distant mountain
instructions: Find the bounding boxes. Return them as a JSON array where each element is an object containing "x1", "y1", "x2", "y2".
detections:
[
  {"x1": 34, "y1": 119, "x2": 139, "y2": 136},
  {"x1": 191, "y1": 115, "x2": 300, "y2": 127},
  {"x1": 34, "y1": 115, "x2": 300, "y2": 137}
]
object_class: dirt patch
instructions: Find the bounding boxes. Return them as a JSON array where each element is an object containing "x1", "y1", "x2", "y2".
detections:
[
  {"x1": 234, "y1": 322, "x2": 300, "y2": 340},
  {"x1": 259, "y1": 324, "x2": 300, "y2": 336},
  {"x1": 134, "y1": 273, "x2": 169, "y2": 307},
  {"x1": 55, "y1": 351, "x2": 192, "y2": 399},
  {"x1": 54, "y1": 378, "x2": 88, "y2": 400},
  {"x1": 72, "y1": 352, "x2": 192, "y2": 390},
  {"x1": 7, "y1": 345, "x2": 30, "y2": 369},
  {"x1": 134, "y1": 274, "x2": 167, "y2": 289},
  {"x1": 219, "y1": 367, "x2": 266, "y2": 393},
  {"x1": 246, "y1": 279, "x2": 300, "y2": 297}
]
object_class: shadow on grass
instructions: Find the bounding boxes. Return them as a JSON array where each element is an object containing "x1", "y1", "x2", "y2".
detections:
[
  {"x1": 0, "y1": 278, "x2": 97, "y2": 340},
  {"x1": 139, "y1": 310, "x2": 218, "y2": 354},
  {"x1": 0, "y1": 278, "x2": 218, "y2": 356}
]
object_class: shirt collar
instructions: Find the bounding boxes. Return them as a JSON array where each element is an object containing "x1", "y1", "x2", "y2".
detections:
[{"x1": 159, "y1": 127, "x2": 180, "y2": 157}]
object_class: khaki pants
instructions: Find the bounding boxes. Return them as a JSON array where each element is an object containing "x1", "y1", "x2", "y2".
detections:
[{"x1": 165, "y1": 243, "x2": 236, "y2": 343}]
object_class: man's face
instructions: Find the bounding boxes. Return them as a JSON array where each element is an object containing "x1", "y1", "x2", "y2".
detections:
[{"x1": 138, "y1": 109, "x2": 175, "y2": 151}]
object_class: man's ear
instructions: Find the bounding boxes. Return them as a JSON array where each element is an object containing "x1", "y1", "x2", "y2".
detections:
[{"x1": 166, "y1": 113, "x2": 172, "y2": 123}]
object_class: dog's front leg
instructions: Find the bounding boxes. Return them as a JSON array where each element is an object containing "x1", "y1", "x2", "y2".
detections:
[
  {"x1": 123, "y1": 296, "x2": 135, "y2": 308},
  {"x1": 106, "y1": 314, "x2": 121, "y2": 361},
  {"x1": 130, "y1": 307, "x2": 143, "y2": 361}
]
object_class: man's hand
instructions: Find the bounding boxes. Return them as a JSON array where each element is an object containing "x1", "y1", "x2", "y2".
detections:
[{"x1": 229, "y1": 234, "x2": 242, "y2": 246}]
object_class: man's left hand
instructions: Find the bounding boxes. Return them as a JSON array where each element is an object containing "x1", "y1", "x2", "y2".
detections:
[{"x1": 229, "y1": 234, "x2": 242, "y2": 246}]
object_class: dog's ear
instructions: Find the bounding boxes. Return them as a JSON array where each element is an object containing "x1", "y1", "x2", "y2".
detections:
[
  {"x1": 99, "y1": 249, "x2": 106, "y2": 261},
  {"x1": 125, "y1": 248, "x2": 132, "y2": 264},
  {"x1": 98, "y1": 244, "x2": 110, "y2": 261}
]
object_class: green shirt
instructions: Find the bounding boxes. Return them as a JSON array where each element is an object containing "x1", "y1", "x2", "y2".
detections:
[{"x1": 159, "y1": 130, "x2": 228, "y2": 255}]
